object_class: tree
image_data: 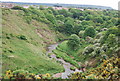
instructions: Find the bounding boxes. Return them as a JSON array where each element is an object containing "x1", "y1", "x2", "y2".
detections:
[
  {"x1": 45, "y1": 13, "x2": 57, "y2": 24},
  {"x1": 101, "y1": 27, "x2": 119, "y2": 44},
  {"x1": 81, "y1": 20, "x2": 94, "y2": 27},
  {"x1": 48, "y1": 7, "x2": 59, "y2": 15},
  {"x1": 56, "y1": 15, "x2": 65, "y2": 21},
  {"x1": 39, "y1": 5, "x2": 45, "y2": 10},
  {"x1": 85, "y1": 15, "x2": 93, "y2": 21},
  {"x1": 93, "y1": 17, "x2": 103, "y2": 24},
  {"x1": 69, "y1": 9, "x2": 83, "y2": 19},
  {"x1": 67, "y1": 34, "x2": 80, "y2": 50},
  {"x1": 12, "y1": 6, "x2": 25, "y2": 10},
  {"x1": 79, "y1": 16, "x2": 84, "y2": 21},
  {"x1": 64, "y1": 22, "x2": 74, "y2": 35},
  {"x1": 73, "y1": 24, "x2": 83, "y2": 35},
  {"x1": 58, "y1": 9, "x2": 68, "y2": 17},
  {"x1": 84, "y1": 26, "x2": 96, "y2": 38},
  {"x1": 79, "y1": 31, "x2": 85, "y2": 38},
  {"x1": 63, "y1": 17, "x2": 74, "y2": 34},
  {"x1": 106, "y1": 34, "x2": 116, "y2": 47}
]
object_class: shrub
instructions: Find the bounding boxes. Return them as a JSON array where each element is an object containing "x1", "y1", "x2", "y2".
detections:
[
  {"x1": 12, "y1": 6, "x2": 25, "y2": 10},
  {"x1": 85, "y1": 36, "x2": 93, "y2": 43},
  {"x1": 94, "y1": 43, "x2": 100, "y2": 47},
  {"x1": 101, "y1": 27, "x2": 119, "y2": 44},
  {"x1": 79, "y1": 30, "x2": 85, "y2": 38},
  {"x1": 94, "y1": 47, "x2": 101, "y2": 55},
  {"x1": 70, "y1": 57, "x2": 119, "y2": 79},
  {"x1": 67, "y1": 34, "x2": 80, "y2": 50},
  {"x1": 95, "y1": 33, "x2": 103, "y2": 39},
  {"x1": 70, "y1": 66, "x2": 76, "y2": 71},
  {"x1": 106, "y1": 34, "x2": 117, "y2": 47},
  {"x1": 84, "y1": 26, "x2": 96, "y2": 38},
  {"x1": 24, "y1": 16, "x2": 32, "y2": 24},
  {"x1": 6, "y1": 36, "x2": 10, "y2": 39},
  {"x1": 45, "y1": 13, "x2": 57, "y2": 25},
  {"x1": 93, "y1": 39, "x2": 99, "y2": 44},
  {"x1": 17, "y1": 35, "x2": 27, "y2": 40},
  {"x1": 101, "y1": 44, "x2": 108, "y2": 52},
  {"x1": 82, "y1": 45, "x2": 94, "y2": 55}
]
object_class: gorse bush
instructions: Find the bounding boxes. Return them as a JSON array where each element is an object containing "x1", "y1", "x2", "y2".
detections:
[
  {"x1": 70, "y1": 56, "x2": 119, "y2": 79},
  {"x1": 3, "y1": 69, "x2": 52, "y2": 80}
]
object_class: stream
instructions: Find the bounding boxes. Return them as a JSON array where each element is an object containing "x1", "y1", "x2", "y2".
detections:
[{"x1": 46, "y1": 43, "x2": 82, "y2": 79}]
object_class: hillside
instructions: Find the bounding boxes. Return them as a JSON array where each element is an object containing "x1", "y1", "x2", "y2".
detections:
[
  {"x1": 1, "y1": 6, "x2": 119, "y2": 80},
  {"x1": 2, "y1": 9, "x2": 64, "y2": 74}
]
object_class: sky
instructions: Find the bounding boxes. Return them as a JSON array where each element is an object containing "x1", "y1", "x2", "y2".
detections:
[{"x1": 0, "y1": 0, "x2": 119, "y2": 9}]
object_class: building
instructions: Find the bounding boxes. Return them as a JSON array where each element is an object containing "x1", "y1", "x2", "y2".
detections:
[
  {"x1": 22, "y1": 5, "x2": 30, "y2": 9},
  {"x1": 0, "y1": 3, "x2": 15, "y2": 8}
]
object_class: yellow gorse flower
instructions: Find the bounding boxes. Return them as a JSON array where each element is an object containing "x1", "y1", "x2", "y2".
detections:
[
  {"x1": 37, "y1": 77, "x2": 41, "y2": 79},
  {"x1": 6, "y1": 70, "x2": 12, "y2": 76},
  {"x1": 70, "y1": 57, "x2": 119, "y2": 79},
  {"x1": 45, "y1": 73, "x2": 50, "y2": 77}
]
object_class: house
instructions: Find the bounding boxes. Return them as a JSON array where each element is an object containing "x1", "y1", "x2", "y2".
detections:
[
  {"x1": 52, "y1": 7, "x2": 69, "y2": 10},
  {"x1": 22, "y1": 5, "x2": 30, "y2": 9},
  {"x1": 0, "y1": 3, "x2": 15, "y2": 8}
]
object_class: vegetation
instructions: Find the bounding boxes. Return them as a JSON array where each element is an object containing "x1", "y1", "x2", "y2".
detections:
[
  {"x1": 70, "y1": 66, "x2": 76, "y2": 71},
  {"x1": 4, "y1": 69, "x2": 52, "y2": 79},
  {"x1": 70, "y1": 56, "x2": 119, "y2": 79},
  {"x1": 67, "y1": 34, "x2": 80, "y2": 50},
  {"x1": 84, "y1": 26, "x2": 96, "y2": 38},
  {"x1": 2, "y1": 8, "x2": 64, "y2": 75},
  {"x1": 2, "y1": 5, "x2": 119, "y2": 80}
]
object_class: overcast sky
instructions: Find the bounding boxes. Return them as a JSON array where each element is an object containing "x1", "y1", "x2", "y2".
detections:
[{"x1": 0, "y1": 0, "x2": 119, "y2": 9}]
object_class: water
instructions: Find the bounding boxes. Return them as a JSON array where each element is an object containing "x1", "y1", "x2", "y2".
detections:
[{"x1": 46, "y1": 43, "x2": 82, "y2": 79}]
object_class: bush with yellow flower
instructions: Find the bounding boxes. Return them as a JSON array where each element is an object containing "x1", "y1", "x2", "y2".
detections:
[{"x1": 70, "y1": 56, "x2": 120, "y2": 79}]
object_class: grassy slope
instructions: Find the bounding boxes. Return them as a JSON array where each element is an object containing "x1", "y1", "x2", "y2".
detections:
[
  {"x1": 53, "y1": 41, "x2": 79, "y2": 68},
  {"x1": 2, "y1": 9, "x2": 64, "y2": 74},
  {"x1": 52, "y1": 41, "x2": 90, "y2": 68}
]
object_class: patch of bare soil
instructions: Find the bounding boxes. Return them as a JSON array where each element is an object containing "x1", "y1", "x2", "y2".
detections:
[
  {"x1": 36, "y1": 29, "x2": 56, "y2": 44},
  {"x1": 52, "y1": 73, "x2": 62, "y2": 78}
]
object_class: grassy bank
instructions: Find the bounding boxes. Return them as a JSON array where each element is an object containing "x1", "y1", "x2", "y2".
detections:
[{"x1": 2, "y1": 9, "x2": 64, "y2": 74}]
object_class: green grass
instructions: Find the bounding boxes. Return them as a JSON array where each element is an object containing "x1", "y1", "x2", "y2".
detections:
[
  {"x1": 2, "y1": 9, "x2": 64, "y2": 74},
  {"x1": 57, "y1": 41, "x2": 90, "y2": 62},
  {"x1": 52, "y1": 41, "x2": 80, "y2": 68},
  {"x1": 54, "y1": 40, "x2": 101, "y2": 69},
  {"x1": 70, "y1": 66, "x2": 76, "y2": 71},
  {"x1": 53, "y1": 49, "x2": 79, "y2": 68},
  {"x1": 52, "y1": 40, "x2": 90, "y2": 68}
]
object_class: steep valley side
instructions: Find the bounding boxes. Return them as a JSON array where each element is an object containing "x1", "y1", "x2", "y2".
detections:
[{"x1": 2, "y1": 9, "x2": 64, "y2": 74}]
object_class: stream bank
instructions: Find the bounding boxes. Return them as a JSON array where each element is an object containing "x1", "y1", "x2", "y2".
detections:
[{"x1": 46, "y1": 43, "x2": 82, "y2": 79}]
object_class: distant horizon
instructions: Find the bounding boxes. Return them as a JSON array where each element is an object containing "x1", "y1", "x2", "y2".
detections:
[
  {"x1": 1, "y1": 1, "x2": 113, "y2": 8},
  {"x1": 0, "y1": 0, "x2": 119, "y2": 10},
  {"x1": 0, "y1": 1, "x2": 113, "y2": 9}
]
